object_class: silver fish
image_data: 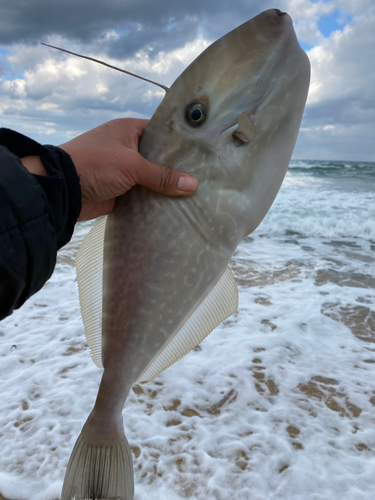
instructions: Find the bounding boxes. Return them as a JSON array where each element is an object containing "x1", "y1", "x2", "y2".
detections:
[{"x1": 60, "y1": 9, "x2": 310, "y2": 499}]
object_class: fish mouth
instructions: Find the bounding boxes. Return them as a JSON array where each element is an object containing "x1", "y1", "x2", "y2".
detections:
[{"x1": 274, "y1": 9, "x2": 287, "y2": 16}]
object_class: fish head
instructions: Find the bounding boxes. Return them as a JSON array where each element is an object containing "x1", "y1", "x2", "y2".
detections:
[{"x1": 140, "y1": 9, "x2": 310, "y2": 239}]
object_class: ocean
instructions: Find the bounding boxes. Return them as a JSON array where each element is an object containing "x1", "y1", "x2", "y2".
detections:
[{"x1": 0, "y1": 159, "x2": 374, "y2": 500}]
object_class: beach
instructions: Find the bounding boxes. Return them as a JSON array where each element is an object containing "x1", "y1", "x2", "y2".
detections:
[{"x1": 0, "y1": 159, "x2": 374, "y2": 500}]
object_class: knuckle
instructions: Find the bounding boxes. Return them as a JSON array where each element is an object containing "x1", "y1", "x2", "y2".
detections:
[{"x1": 159, "y1": 166, "x2": 174, "y2": 192}]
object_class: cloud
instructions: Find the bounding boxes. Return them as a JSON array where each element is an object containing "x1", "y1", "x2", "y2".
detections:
[
  {"x1": 0, "y1": 1, "x2": 374, "y2": 160},
  {"x1": 292, "y1": 1, "x2": 375, "y2": 160},
  {"x1": 284, "y1": 0, "x2": 336, "y2": 44},
  {"x1": 307, "y1": 19, "x2": 375, "y2": 105},
  {"x1": 0, "y1": 30, "x2": 213, "y2": 144},
  {"x1": 0, "y1": 1, "x2": 270, "y2": 48}
]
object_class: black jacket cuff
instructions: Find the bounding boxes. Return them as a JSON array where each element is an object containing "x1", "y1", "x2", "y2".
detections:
[
  {"x1": 0, "y1": 128, "x2": 81, "y2": 248},
  {"x1": 0, "y1": 128, "x2": 82, "y2": 319}
]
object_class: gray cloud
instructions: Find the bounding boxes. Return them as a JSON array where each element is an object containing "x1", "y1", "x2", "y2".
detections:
[
  {"x1": 0, "y1": 0, "x2": 292, "y2": 88},
  {"x1": 294, "y1": 121, "x2": 375, "y2": 162},
  {"x1": 305, "y1": 98, "x2": 375, "y2": 128},
  {"x1": 0, "y1": 57, "x2": 7, "y2": 76},
  {"x1": 0, "y1": 0, "x2": 271, "y2": 49},
  {"x1": 0, "y1": 0, "x2": 374, "y2": 161},
  {"x1": 106, "y1": 19, "x2": 200, "y2": 60},
  {"x1": 294, "y1": 96, "x2": 375, "y2": 161},
  {"x1": 0, "y1": 0, "x2": 278, "y2": 73}
]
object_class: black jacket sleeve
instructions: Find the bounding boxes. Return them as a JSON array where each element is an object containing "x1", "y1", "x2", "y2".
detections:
[{"x1": 0, "y1": 128, "x2": 82, "y2": 320}]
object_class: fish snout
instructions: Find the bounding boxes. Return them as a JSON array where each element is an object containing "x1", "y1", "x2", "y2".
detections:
[
  {"x1": 253, "y1": 8, "x2": 294, "y2": 41},
  {"x1": 259, "y1": 8, "x2": 292, "y2": 27}
]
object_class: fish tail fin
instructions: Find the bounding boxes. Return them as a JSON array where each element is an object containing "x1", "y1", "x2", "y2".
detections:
[{"x1": 61, "y1": 416, "x2": 134, "y2": 500}]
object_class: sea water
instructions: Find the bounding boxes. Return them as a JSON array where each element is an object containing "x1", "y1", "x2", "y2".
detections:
[{"x1": 0, "y1": 160, "x2": 374, "y2": 500}]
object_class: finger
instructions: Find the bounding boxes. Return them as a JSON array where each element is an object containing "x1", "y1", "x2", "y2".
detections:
[
  {"x1": 134, "y1": 158, "x2": 199, "y2": 196},
  {"x1": 109, "y1": 118, "x2": 149, "y2": 142}
]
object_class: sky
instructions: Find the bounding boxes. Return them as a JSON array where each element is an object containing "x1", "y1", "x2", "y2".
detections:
[{"x1": 0, "y1": 0, "x2": 374, "y2": 162}]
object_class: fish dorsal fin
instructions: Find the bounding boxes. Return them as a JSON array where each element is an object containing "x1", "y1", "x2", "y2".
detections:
[
  {"x1": 75, "y1": 217, "x2": 107, "y2": 369},
  {"x1": 136, "y1": 267, "x2": 238, "y2": 385}
]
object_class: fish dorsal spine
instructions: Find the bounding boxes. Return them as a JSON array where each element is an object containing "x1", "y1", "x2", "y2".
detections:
[{"x1": 41, "y1": 43, "x2": 169, "y2": 92}]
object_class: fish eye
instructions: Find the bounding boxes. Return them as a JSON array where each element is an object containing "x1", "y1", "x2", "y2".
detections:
[{"x1": 185, "y1": 102, "x2": 207, "y2": 127}]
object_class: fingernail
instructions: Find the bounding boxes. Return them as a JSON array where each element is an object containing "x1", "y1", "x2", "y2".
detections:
[{"x1": 177, "y1": 175, "x2": 199, "y2": 192}]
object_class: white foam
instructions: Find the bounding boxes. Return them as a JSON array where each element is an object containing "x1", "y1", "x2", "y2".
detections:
[
  {"x1": 260, "y1": 172, "x2": 375, "y2": 240},
  {"x1": 1, "y1": 166, "x2": 375, "y2": 500}
]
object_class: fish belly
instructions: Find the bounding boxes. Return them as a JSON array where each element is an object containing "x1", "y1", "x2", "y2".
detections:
[{"x1": 101, "y1": 185, "x2": 234, "y2": 393}]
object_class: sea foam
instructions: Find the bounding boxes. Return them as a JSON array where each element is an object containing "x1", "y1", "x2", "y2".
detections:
[{"x1": 0, "y1": 160, "x2": 374, "y2": 500}]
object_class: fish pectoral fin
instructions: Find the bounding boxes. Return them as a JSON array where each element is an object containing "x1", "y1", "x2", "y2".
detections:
[
  {"x1": 75, "y1": 216, "x2": 107, "y2": 369},
  {"x1": 136, "y1": 266, "x2": 239, "y2": 385},
  {"x1": 233, "y1": 111, "x2": 256, "y2": 145}
]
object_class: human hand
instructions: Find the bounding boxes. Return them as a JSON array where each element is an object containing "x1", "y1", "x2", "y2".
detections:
[{"x1": 58, "y1": 118, "x2": 199, "y2": 221}]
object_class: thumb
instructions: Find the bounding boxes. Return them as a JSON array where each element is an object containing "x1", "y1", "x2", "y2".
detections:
[{"x1": 135, "y1": 158, "x2": 199, "y2": 196}]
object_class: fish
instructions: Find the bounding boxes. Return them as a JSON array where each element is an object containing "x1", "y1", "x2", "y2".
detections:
[{"x1": 55, "y1": 9, "x2": 310, "y2": 499}]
